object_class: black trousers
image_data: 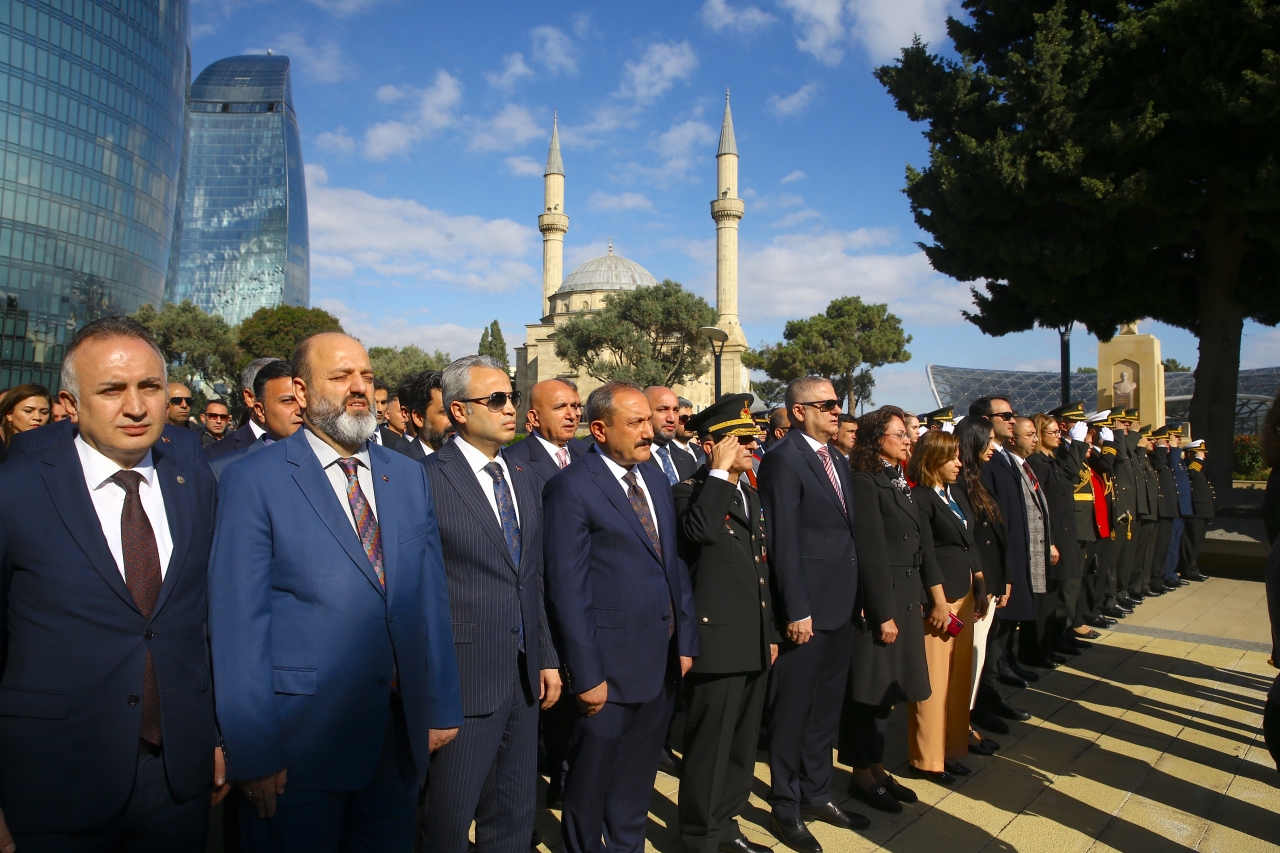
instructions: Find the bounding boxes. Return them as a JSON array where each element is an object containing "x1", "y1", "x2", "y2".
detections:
[
  {"x1": 1031, "y1": 585, "x2": 1060, "y2": 657},
  {"x1": 1077, "y1": 540, "x2": 1110, "y2": 623},
  {"x1": 1112, "y1": 519, "x2": 1135, "y2": 600},
  {"x1": 767, "y1": 621, "x2": 854, "y2": 819},
  {"x1": 678, "y1": 669, "x2": 769, "y2": 853},
  {"x1": 15, "y1": 750, "x2": 208, "y2": 852},
  {"x1": 1152, "y1": 518, "x2": 1174, "y2": 588},
  {"x1": 1179, "y1": 518, "x2": 1208, "y2": 576},
  {"x1": 979, "y1": 618, "x2": 1016, "y2": 696},
  {"x1": 1066, "y1": 541, "x2": 1094, "y2": 628},
  {"x1": 540, "y1": 691, "x2": 578, "y2": 798},
  {"x1": 1131, "y1": 519, "x2": 1158, "y2": 596},
  {"x1": 836, "y1": 700, "x2": 891, "y2": 769}
]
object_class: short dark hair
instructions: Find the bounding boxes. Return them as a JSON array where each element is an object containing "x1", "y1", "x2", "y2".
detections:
[
  {"x1": 373, "y1": 377, "x2": 388, "y2": 393},
  {"x1": 838, "y1": 413, "x2": 857, "y2": 425},
  {"x1": 403, "y1": 370, "x2": 442, "y2": 417},
  {"x1": 203, "y1": 398, "x2": 229, "y2": 413},
  {"x1": 396, "y1": 372, "x2": 421, "y2": 412},
  {"x1": 61, "y1": 316, "x2": 165, "y2": 402},
  {"x1": 767, "y1": 407, "x2": 789, "y2": 432},
  {"x1": 585, "y1": 380, "x2": 643, "y2": 425},
  {"x1": 968, "y1": 396, "x2": 1011, "y2": 419},
  {"x1": 253, "y1": 359, "x2": 294, "y2": 402},
  {"x1": 783, "y1": 376, "x2": 831, "y2": 425}
]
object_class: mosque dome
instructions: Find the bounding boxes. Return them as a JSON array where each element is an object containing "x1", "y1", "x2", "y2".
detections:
[{"x1": 557, "y1": 242, "x2": 657, "y2": 294}]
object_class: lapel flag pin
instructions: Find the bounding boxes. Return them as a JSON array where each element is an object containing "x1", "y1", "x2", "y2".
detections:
[
  {"x1": 382, "y1": 475, "x2": 389, "y2": 482},
  {"x1": 176, "y1": 476, "x2": 185, "y2": 484}
]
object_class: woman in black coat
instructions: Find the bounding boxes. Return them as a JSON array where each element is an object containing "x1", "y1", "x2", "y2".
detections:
[
  {"x1": 1027, "y1": 414, "x2": 1083, "y2": 663},
  {"x1": 837, "y1": 407, "x2": 948, "y2": 808},
  {"x1": 909, "y1": 430, "x2": 988, "y2": 776}
]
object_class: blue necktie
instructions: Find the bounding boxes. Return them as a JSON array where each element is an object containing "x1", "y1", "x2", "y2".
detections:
[
  {"x1": 945, "y1": 489, "x2": 966, "y2": 527},
  {"x1": 657, "y1": 446, "x2": 679, "y2": 485},
  {"x1": 484, "y1": 461, "x2": 524, "y2": 651}
]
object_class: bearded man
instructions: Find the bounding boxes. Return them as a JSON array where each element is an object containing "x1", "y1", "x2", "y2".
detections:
[{"x1": 208, "y1": 333, "x2": 463, "y2": 852}]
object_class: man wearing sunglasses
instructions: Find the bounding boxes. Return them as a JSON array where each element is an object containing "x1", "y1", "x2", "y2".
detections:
[
  {"x1": 672, "y1": 396, "x2": 706, "y2": 465},
  {"x1": 199, "y1": 399, "x2": 231, "y2": 447},
  {"x1": 758, "y1": 376, "x2": 865, "y2": 851},
  {"x1": 166, "y1": 382, "x2": 194, "y2": 430},
  {"x1": 645, "y1": 386, "x2": 699, "y2": 486}
]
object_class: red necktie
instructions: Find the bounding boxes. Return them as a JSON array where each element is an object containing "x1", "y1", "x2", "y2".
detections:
[
  {"x1": 816, "y1": 446, "x2": 848, "y2": 515},
  {"x1": 111, "y1": 471, "x2": 163, "y2": 747}
]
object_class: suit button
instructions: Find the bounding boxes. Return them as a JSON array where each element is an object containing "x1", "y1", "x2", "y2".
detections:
[
  {"x1": 511, "y1": 627, "x2": 520, "y2": 634},
  {"x1": 702, "y1": 617, "x2": 709, "y2": 623},
  {"x1": 518, "y1": 583, "x2": 523, "y2": 591},
  {"x1": 754, "y1": 556, "x2": 760, "y2": 563},
  {"x1": 903, "y1": 534, "x2": 908, "y2": 540},
  {"x1": 662, "y1": 614, "x2": 671, "y2": 621},
  {"x1": 387, "y1": 614, "x2": 395, "y2": 624},
  {"x1": 127, "y1": 694, "x2": 140, "y2": 706},
  {"x1": 144, "y1": 629, "x2": 154, "y2": 640},
  {"x1": 762, "y1": 602, "x2": 767, "y2": 608},
  {"x1": 759, "y1": 578, "x2": 765, "y2": 585}
]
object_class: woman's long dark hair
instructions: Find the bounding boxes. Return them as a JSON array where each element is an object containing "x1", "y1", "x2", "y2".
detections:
[
  {"x1": 955, "y1": 416, "x2": 1002, "y2": 524},
  {"x1": 850, "y1": 405, "x2": 905, "y2": 474}
]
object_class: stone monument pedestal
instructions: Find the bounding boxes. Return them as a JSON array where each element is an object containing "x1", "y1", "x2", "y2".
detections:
[{"x1": 1096, "y1": 322, "x2": 1165, "y2": 427}]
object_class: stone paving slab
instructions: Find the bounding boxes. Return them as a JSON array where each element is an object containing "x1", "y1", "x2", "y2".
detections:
[{"x1": 531, "y1": 581, "x2": 1280, "y2": 853}]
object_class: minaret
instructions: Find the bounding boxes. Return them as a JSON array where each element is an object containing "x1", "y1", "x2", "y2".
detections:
[
  {"x1": 539, "y1": 113, "x2": 568, "y2": 319},
  {"x1": 710, "y1": 90, "x2": 748, "y2": 392}
]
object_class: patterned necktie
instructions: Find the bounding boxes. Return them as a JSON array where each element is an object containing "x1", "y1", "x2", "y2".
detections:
[
  {"x1": 656, "y1": 446, "x2": 679, "y2": 485},
  {"x1": 484, "y1": 461, "x2": 524, "y2": 651},
  {"x1": 336, "y1": 458, "x2": 384, "y2": 587},
  {"x1": 621, "y1": 469, "x2": 673, "y2": 635},
  {"x1": 556, "y1": 446, "x2": 570, "y2": 469},
  {"x1": 111, "y1": 470, "x2": 163, "y2": 747},
  {"x1": 1022, "y1": 460, "x2": 1041, "y2": 492},
  {"x1": 816, "y1": 446, "x2": 848, "y2": 515}
]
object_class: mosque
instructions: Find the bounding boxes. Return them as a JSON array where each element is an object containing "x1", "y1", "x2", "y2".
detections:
[{"x1": 513, "y1": 94, "x2": 751, "y2": 421}]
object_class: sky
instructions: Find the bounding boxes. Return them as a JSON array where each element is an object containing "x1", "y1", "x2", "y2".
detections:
[{"x1": 189, "y1": 0, "x2": 1280, "y2": 413}]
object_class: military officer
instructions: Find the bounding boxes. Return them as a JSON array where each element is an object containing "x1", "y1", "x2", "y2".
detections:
[
  {"x1": 919, "y1": 406, "x2": 955, "y2": 432},
  {"x1": 673, "y1": 395, "x2": 779, "y2": 853},
  {"x1": 1046, "y1": 401, "x2": 1100, "y2": 645},
  {"x1": 1131, "y1": 426, "x2": 1164, "y2": 598},
  {"x1": 1148, "y1": 426, "x2": 1185, "y2": 591},
  {"x1": 1105, "y1": 410, "x2": 1143, "y2": 612},
  {"x1": 1178, "y1": 440, "x2": 1213, "y2": 581}
]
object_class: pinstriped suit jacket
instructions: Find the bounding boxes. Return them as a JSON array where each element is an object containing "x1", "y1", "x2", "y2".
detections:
[{"x1": 423, "y1": 439, "x2": 559, "y2": 717}]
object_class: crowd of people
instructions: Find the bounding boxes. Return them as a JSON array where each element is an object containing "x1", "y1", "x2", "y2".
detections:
[{"x1": 0, "y1": 315, "x2": 1223, "y2": 853}]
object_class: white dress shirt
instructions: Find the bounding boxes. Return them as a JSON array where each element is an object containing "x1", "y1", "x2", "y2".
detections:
[
  {"x1": 534, "y1": 433, "x2": 571, "y2": 469},
  {"x1": 305, "y1": 428, "x2": 378, "y2": 530},
  {"x1": 456, "y1": 436, "x2": 520, "y2": 526},
  {"x1": 248, "y1": 420, "x2": 266, "y2": 440},
  {"x1": 708, "y1": 468, "x2": 751, "y2": 514},
  {"x1": 600, "y1": 453, "x2": 659, "y2": 545},
  {"x1": 799, "y1": 432, "x2": 825, "y2": 453},
  {"x1": 75, "y1": 435, "x2": 173, "y2": 580}
]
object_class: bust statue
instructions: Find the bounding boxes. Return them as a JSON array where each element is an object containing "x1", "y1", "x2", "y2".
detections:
[{"x1": 1113, "y1": 370, "x2": 1137, "y2": 409}]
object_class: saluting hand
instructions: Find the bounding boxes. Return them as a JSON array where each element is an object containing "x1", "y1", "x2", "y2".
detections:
[{"x1": 709, "y1": 435, "x2": 739, "y2": 472}]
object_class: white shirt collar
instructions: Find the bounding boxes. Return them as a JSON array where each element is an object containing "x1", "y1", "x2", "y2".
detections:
[
  {"x1": 671, "y1": 437, "x2": 691, "y2": 453},
  {"x1": 75, "y1": 434, "x2": 157, "y2": 491},
  {"x1": 534, "y1": 432, "x2": 568, "y2": 461},
  {"x1": 248, "y1": 419, "x2": 266, "y2": 439},
  {"x1": 455, "y1": 434, "x2": 507, "y2": 476},
  {"x1": 599, "y1": 451, "x2": 638, "y2": 482},
  {"x1": 304, "y1": 427, "x2": 371, "y2": 470},
  {"x1": 799, "y1": 431, "x2": 825, "y2": 453}
]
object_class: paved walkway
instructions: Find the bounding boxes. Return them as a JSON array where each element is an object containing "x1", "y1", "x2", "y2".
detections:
[{"x1": 534, "y1": 578, "x2": 1280, "y2": 852}]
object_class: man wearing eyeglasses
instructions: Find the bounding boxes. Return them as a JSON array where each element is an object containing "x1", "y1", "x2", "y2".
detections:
[
  {"x1": 199, "y1": 399, "x2": 231, "y2": 447},
  {"x1": 758, "y1": 376, "x2": 865, "y2": 851},
  {"x1": 166, "y1": 382, "x2": 194, "y2": 430},
  {"x1": 420, "y1": 356, "x2": 560, "y2": 853}
]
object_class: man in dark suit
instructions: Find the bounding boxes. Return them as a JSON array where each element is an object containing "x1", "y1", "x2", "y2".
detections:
[
  {"x1": 205, "y1": 356, "x2": 280, "y2": 462},
  {"x1": 543, "y1": 380, "x2": 698, "y2": 853},
  {"x1": 208, "y1": 360, "x2": 303, "y2": 481},
  {"x1": 0, "y1": 316, "x2": 226, "y2": 849},
  {"x1": 395, "y1": 371, "x2": 452, "y2": 461},
  {"x1": 674, "y1": 395, "x2": 777, "y2": 853},
  {"x1": 372, "y1": 377, "x2": 401, "y2": 448},
  {"x1": 504, "y1": 378, "x2": 586, "y2": 490},
  {"x1": 419, "y1": 355, "x2": 560, "y2": 852},
  {"x1": 209, "y1": 333, "x2": 463, "y2": 851},
  {"x1": 646, "y1": 385, "x2": 698, "y2": 486},
  {"x1": 672, "y1": 396, "x2": 707, "y2": 466},
  {"x1": 1179, "y1": 441, "x2": 1213, "y2": 581},
  {"x1": 758, "y1": 376, "x2": 864, "y2": 852}
]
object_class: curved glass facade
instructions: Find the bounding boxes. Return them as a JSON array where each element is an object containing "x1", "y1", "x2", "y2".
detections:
[
  {"x1": 0, "y1": 0, "x2": 189, "y2": 390},
  {"x1": 166, "y1": 54, "x2": 308, "y2": 326}
]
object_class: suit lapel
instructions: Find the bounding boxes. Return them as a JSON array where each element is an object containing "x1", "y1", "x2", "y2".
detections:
[
  {"x1": 525, "y1": 437, "x2": 562, "y2": 485},
  {"x1": 793, "y1": 433, "x2": 848, "y2": 520},
  {"x1": 41, "y1": 443, "x2": 140, "y2": 615},
  {"x1": 369, "y1": 444, "x2": 400, "y2": 603},
  {"x1": 439, "y1": 442, "x2": 517, "y2": 571},
  {"x1": 149, "y1": 448, "x2": 192, "y2": 620},
  {"x1": 504, "y1": 448, "x2": 541, "y2": 559},
  {"x1": 587, "y1": 453, "x2": 662, "y2": 564},
  {"x1": 929, "y1": 486, "x2": 968, "y2": 540},
  {"x1": 285, "y1": 432, "x2": 385, "y2": 597}
]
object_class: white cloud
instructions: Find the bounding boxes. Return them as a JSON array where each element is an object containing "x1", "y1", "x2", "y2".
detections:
[
  {"x1": 486, "y1": 53, "x2": 533, "y2": 91},
  {"x1": 315, "y1": 127, "x2": 355, "y2": 154},
  {"x1": 469, "y1": 104, "x2": 544, "y2": 152},
  {"x1": 848, "y1": 0, "x2": 954, "y2": 63},
  {"x1": 558, "y1": 103, "x2": 642, "y2": 149},
  {"x1": 862, "y1": 364, "x2": 935, "y2": 413},
  {"x1": 319, "y1": 299, "x2": 483, "y2": 358},
  {"x1": 375, "y1": 84, "x2": 408, "y2": 102},
  {"x1": 738, "y1": 229, "x2": 970, "y2": 327},
  {"x1": 505, "y1": 155, "x2": 544, "y2": 177},
  {"x1": 780, "y1": 170, "x2": 807, "y2": 184},
  {"x1": 571, "y1": 13, "x2": 594, "y2": 38},
  {"x1": 531, "y1": 26, "x2": 577, "y2": 75},
  {"x1": 779, "y1": 0, "x2": 848, "y2": 65},
  {"x1": 702, "y1": 0, "x2": 776, "y2": 32},
  {"x1": 740, "y1": 188, "x2": 805, "y2": 210},
  {"x1": 588, "y1": 192, "x2": 655, "y2": 213},
  {"x1": 619, "y1": 41, "x2": 698, "y2": 104},
  {"x1": 362, "y1": 70, "x2": 463, "y2": 160},
  {"x1": 248, "y1": 33, "x2": 348, "y2": 84},
  {"x1": 303, "y1": 0, "x2": 385, "y2": 13},
  {"x1": 768, "y1": 83, "x2": 819, "y2": 117},
  {"x1": 305, "y1": 164, "x2": 538, "y2": 293},
  {"x1": 770, "y1": 208, "x2": 821, "y2": 228}
]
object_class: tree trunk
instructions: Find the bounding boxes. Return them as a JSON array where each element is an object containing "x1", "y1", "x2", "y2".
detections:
[{"x1": 1189, "y1": 200, "x2": 1247, "y2": 492}]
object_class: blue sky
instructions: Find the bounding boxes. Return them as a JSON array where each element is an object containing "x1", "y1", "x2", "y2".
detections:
[{"x1": 190, "y1": 0, "x2": 1279, "y2": 413}]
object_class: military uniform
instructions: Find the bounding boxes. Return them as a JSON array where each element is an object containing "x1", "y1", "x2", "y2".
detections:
[
  {"x1": 1149, "y1": 426, "x2": 1183, "y2": 592},
  {"x1": 1177, "y1": 441, "x2": 1214, "y2": 581},
  {"x1": 1131, "y1": 427, "x2": 1163, "y2": 597},
  {"x1": 672, "y1": 395, "x2": 779, "y2": 853}
]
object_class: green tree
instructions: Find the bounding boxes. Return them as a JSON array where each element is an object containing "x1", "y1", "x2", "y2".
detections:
[
  {"x1": 744, "y1": 296, "x2": 911, "y2": 410},
  {"x1": 875, "y1": 0, "x2": 1280, "y2": 488},
  {"x1": 235, "y1": 305, "x2": 343, "y2": 367},
  {"x1": 1075, "y1": 366, "x2": 1097, "y2": 374},
  {"x1": 132, "y1": 301, "x2": 238, "y2": 397},
  {"x1": 478, "y1": 320, "x2": 510, "y2": 370},
  {"x1": 1163, "y1": 357, "x2": 1191, "y2": 372},
  {"x1": 554, "y1": 279, "x2": 716, "y2": 388},
  {"x1": 368, "y1": 345, "x2": 451, "y2": 389},
  {"x1": 751, "y1": 379, "x2": 786, "y2": 408}
]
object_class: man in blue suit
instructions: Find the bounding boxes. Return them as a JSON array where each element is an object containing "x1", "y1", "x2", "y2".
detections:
[
  {"x1": 420, "y1": 356, "x2": 561, "y2": 852},
  {"x1": 544, "y1": 380, "x2": 698, "y2": 853},
  {"x1": 0, "y1": 316, "x2": 226, "y2": 850},
  {"x1": 504, "y1": 378, "x2": 586, "y2": 490},
  {"x1": 209, "y1": 333, "x2": 462, "y2": 852},
  {"x1": 208, "y1": 359, "x2": 303, "y2": 481}
]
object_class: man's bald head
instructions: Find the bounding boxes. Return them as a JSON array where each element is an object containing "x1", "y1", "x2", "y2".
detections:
[{"x1": 528, "y1": 378, "x2": 582, "y2": 446}]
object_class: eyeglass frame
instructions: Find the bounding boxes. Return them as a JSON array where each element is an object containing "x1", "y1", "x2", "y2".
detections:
[
  {"x1": 798, "y1": 399, "x2": 841, "y2": 413},
  {"x1": 459, "y1": 391, "x2": 523, "y2": 412},
  {"x1": 169, "y1": 396, "x2": 193, "y2": 406}
]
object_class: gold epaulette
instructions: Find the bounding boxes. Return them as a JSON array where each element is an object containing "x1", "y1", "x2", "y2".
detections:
[
  {"x1": 1189, "y1": 461, "x2": 1202, "y2": 472},
  {"x1": 1102, "y1": 446, "x2": 1117, "y2": 456}
]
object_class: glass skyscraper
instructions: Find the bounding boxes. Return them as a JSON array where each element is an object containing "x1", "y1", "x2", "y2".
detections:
[
  {"x1": 0, "y1": 0, "x2": 189, "y2": 390},
  {"x1": 166, "y1": 54, "x2": 308, "y2": 326}
]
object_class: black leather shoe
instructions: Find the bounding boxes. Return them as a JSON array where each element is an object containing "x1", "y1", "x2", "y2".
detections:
[
  {"x1": 971, "y1": 706, "x2": 1010, "y2": 734},
  {"x1": 720, "y1": 835, "x2": 773, "y2": 853},
  {"x1": 1118, "y1": 595, "x2": 1141, "y2": 608},
  {"x1": 1184, "y1": 572, "x2": 1207, "y2": 582},
  {"x1": 1102, "y1": 605, "x2": 1129, "y2": 619},
  {"x1": 971, "y1": 732, "x2": 1001, "y2": 751},
  {"x1": 658, "y1": 746, "x2": 682, "y2": 778},
  {"x1": 990, "y1": 698, "x2": 1032, "y2": 721},
  {"x1": 531, "y1": 830, "x2": 542, "y2": 849},
  {"x1": 1052, "y1": 638, "x2": 1082, "y2": 656},
  {"x1": 799, "y1": 801, "x2": 870, "y2": 830},
  {"x1": 912, "y1": 767, "x2": 955, "y2": 785},
  {"x1": 969, "y1": 739, "x2": 998, "y2": 756},
  {"x1": 770, "y1": 814, "x2": 823, "y2": 853},
  {"x1": 1023, "y1": 655, "x2": 1060, "y2": 670},
  {"x1": 1128, "y1": 592, "x2": 1146, "y2": 602},
  {"x1": 847, "y1": 780, "x2": 903, "y2": 813},
  {"x1": 1144, "y1": 586, "x2": 1165, "y2": 597},
  {"x1": 945, "y1": 760, "x2": 971, "y2": 775},
  {"x1": 998, "y1": 671, "x2": 1028, "y2": 689},
  {"x1": 1085, "y1": 615, "x2": 1112, "y2": 629},
  {"x1": 1006, "y1": 659, "x2": 1041, "y2": 682},
  {"x1": 1068, "y1": 637, "x2": 1093, "y2": 650},
  {"x1": 1172, "y1": 577, "x2": 1190, "y2": 587},
  {"x1": 882, "y1": 774, "x2": 918, "y2": 803}
]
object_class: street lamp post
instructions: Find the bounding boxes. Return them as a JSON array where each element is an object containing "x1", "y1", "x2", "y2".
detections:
[{"x1": 698, "y1": 326, "x2": 729, "y2": 401}]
